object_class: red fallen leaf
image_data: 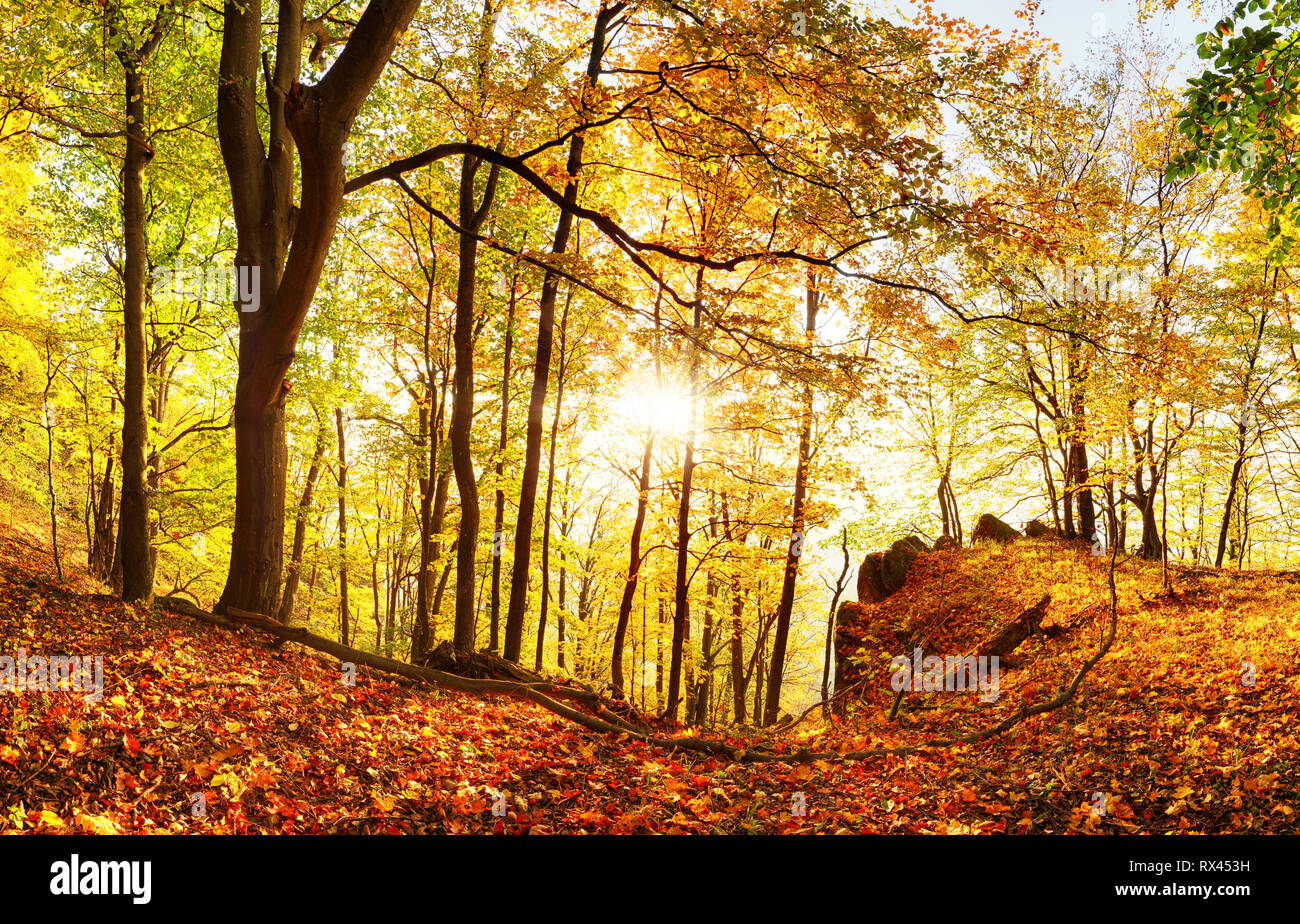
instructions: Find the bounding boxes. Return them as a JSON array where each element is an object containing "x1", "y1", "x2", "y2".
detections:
[{"x1": 123, "y1": 732, "x2": 141, "y2": 756}]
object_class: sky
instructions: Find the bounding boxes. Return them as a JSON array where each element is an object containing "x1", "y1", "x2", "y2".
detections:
[{"x1": 929, "y1": 0, "x2": 1216, "y2": 73}]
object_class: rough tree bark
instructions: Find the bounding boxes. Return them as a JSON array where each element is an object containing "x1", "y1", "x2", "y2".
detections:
[{"x1": 213, "y1": 0, "x2": 421, "y2": 617}]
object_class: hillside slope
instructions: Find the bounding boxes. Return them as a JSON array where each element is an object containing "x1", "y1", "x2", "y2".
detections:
[{"x1": 2, "y1": 509, "x2": 1297, "y2": 834}]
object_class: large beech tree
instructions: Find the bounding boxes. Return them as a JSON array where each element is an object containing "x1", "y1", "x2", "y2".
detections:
[{"x1": 213, "y1": 0, "x2": 420, "y2": 616}]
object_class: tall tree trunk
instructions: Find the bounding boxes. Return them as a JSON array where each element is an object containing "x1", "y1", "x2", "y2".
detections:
[
  {"x1": 1216, "y1": 303, "x2": 1269, "y2": 567},
  {"x1": 117, "y1": 60, "x2": 154, "y2": 603},
  {"x1": 449, "y1": 153, "x2": 500, "y2": 653},
  {"x1": 278, "y1": 419, "x2": 326, "y2": 623},
  {"x1": 556, "y1": 526, "x2": 568, "y2": 670},
  {"x1": 763, "y1": 276, "x2": 819, "y2": 725},
  {"x1": 503, "y1": 1, "x2": 618, "y2": 661},
  {"x1": 1067, "y1": 336, "x2": 1096, "y2": 542},
  {"x1": 335, "y1": 407, "x2": 349, "y2": 645},
  {"x1": 448, "y1": 158, "x2": 482, "y2": 655},
  {"x1": 535, "y1": 291, "x2": 571, "y2": 670},
  {"x1": 214, "y1": 0, "x2": 420, "y2": 617},
  {"x1": 693, "y1": 562, "x2": 716, "y2": 727},
  {"x1": 1215, "y1": 431, "x2": 1250, "y2": 568},
  {"x1": 655, "y1": 598, "x2": 664, "y2": 712},
  {"x1": 411, "y1": 296, "x2": 437, "y2": 659},
  {"x1": 668, "y1": 269, "x2": 706, "y2": 720},
  {"x1": 721, "y1": 493, "x2": 748, "y2": 724},
  {"x1": 490, "y1": 279, "x2": 515, "y2": 651},
  {"x1": 611, "y1": 429, "x2": 654, "y2": 696}
]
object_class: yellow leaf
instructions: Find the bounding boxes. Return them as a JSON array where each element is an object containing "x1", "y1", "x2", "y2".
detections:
[
  {"x1": 74, "y1": 812, "x2": 118, "y2": 835},
  {"x1": 39, "y1": 810, "x2": 65, "y2": 827}
]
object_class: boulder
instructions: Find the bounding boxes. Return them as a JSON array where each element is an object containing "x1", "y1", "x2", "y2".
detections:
[
  {"x1": 971, "y1": 513, "x2": 1022, "y2": 544},
  {"x1": 1024, "y1": 519, "x2": 1057, "y2": 539},
  {"x1": 881, "y1": 543, "x2": 918, "y2": 594},
  {"x1": 897, "y1": 535, "x2": 929, "y2": 554},
  {"x1": 857, "y1": 536, "x2": 930, "y2": 603},
  {"x1": 856, "y1": 553, "x2": 889, "y2": 603},
  {"x1": 933, "y1": 534, "x2": 959, "y2": 551}
]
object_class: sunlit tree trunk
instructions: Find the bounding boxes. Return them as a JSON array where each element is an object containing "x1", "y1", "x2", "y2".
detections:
[
  {"x1": 277, "y1": 416, "x2": 326, "y2": 623},
  {"x1": 489, "y1": 279, "x2": 515, "y2": 651},
  {"x1": 668, "y1": 268, "x2": 706, "y2": 720},
  {"x1": 763, "y1": 276, "x2": 819, "y2": 726},
  {"x1": 536, "y1": 291, "x2": 572, "y2": 670},
  {"x1": 335, "y1": 407, "x2": 349, "y2": 645},
  {"x1": 612, "y1": 430, "x2": 653, "y2": 696},
  {"x1": 117, "y1": 57, "x2": 155, "y2": 603},
  {"x1": 503, "y1": 1, "x2": 619, "y2": 661},
  {"x1": 1216, "y1": 301, "x2": 1268, "y2": 568}
]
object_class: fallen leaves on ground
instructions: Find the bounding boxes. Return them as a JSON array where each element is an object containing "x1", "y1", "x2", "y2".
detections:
[{"x1": 1, "y1": 527, "x2": 1296, "y2": 834}]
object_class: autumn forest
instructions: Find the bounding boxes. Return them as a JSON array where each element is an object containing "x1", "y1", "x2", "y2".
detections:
[{"x1": 0, "y1": 0, "x2": 1297, "y2": 856}]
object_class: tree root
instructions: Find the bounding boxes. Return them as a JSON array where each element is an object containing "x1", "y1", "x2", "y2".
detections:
[{"x1": 157, "y1": 584, "x2": 1118, "y2": 764}]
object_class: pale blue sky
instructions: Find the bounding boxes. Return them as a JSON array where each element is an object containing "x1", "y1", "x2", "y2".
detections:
[{"x1": 929, "y1": 0, "x2": 1218, "y2": 74}]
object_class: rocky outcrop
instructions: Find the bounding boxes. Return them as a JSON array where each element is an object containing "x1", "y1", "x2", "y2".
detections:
[
  {"x1": 856, "y1": 553, "x2": 887, "y2": 602},
  {"x1": 1024, "y1": 519, "x2": 1060, "y2": 539},
  {"x1": 856, "y1": 535, "x2": 929, "y2": 604},
  {"x1": 971, "y1": 513, "x2": 1021, "y2": 544},
  {"x1": 833, "y1": 600, "x2": 903, "y2": 702}
]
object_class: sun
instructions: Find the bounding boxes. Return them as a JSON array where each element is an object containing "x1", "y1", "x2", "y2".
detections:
[{"x1": 611, "y1": 374, "x2": 694, "y2": 437}]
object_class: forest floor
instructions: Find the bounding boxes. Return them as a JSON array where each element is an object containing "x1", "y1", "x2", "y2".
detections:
[{"x1": 2, "y1": 501, "x2": 1298, "y2": 834}]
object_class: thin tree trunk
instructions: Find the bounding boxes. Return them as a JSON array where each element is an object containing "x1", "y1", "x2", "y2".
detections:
[
  {"x1": 822, "y1": 527, "x2": 850, "y2": 716},
  {"x1": 335, "y1": 407, "x2": 349, "y2": 646},
  {"x1": 277, "y1": 418, "x2": 326, "y2": 623},
  {"x1": 668, "y1": 268, "x2": 706, "y2": 720},
  {"x1": 449, "y1": 153, "x2": 497, "y2": 653},
  {"x1": 503, "y1": 1, "x2": 618, "y2": 662},
  {"x1": 763, "y1": 275, "x2": 819, "y2": 726},
  {"x1": 535, "y1": 290, "x2": 571, "y2": 670},
  {"x1": 489, "y1": 277, "x2": 515, "y2": 651},
  {"x1": 611, "y1": 429, "x2": 654, "y2": 696},
  {"x1": 411, "y1": 295, "x2": 437, "y2": 660}
]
